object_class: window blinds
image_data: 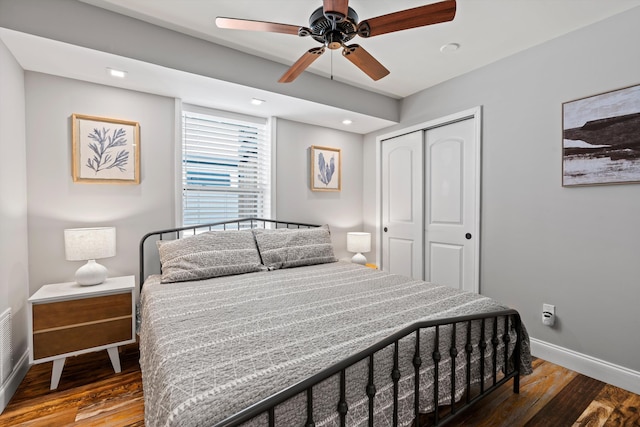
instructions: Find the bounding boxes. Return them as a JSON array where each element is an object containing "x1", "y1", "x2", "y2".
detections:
[{"x1": 182, "y1": 109, "x2": 270, "y2": 226}]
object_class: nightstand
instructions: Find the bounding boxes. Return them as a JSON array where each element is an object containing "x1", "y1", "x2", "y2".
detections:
[{"x1": 27, "y1": 275, "x2": 136, "y2": 390}]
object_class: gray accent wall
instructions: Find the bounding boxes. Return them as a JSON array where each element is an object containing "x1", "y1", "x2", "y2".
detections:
[
  {"x1": 275, "y1": 119, "x2": 364, "y2": 261},
  {"x1": 0, "y1": 38, "x2": 28, "y2": 407},
  {"x1": 25, "y1": 73, "x2": 176, "y2": 292},
  {"x1": 364, "y1": 8, "x2": 640, "y2": 372},
  {"x1": 22, "y1": 74, "x2": 364, "y2": 294}
]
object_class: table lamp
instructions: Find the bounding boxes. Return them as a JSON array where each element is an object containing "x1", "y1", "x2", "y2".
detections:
[
  {"x1": 347, "y1": 232, "x2": 371, "y2": 265},
  {"x1": 64, "y1": 227, "x2": 116, "y2": 285}
]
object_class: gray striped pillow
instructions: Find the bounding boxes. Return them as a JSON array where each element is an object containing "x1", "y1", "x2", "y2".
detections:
[
  {"x1": 157, "y1": 229, "x2": 264, "y2": 283},
  {"x1": 253, "y1": 225, "x2": 337, "y2": 270}
]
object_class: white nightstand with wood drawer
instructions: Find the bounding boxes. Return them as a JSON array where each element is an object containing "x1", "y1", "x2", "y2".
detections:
[{"x1": 27, "y1": 275, "x2": 136, "y2": 390}]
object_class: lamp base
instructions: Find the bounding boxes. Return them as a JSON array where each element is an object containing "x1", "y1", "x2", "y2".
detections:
[
  {"x1": 351, "y1": 253, "x2": 367, "y2": 265},
  {"x1": 75, "y1": 259, "x2": 108, "y2": 286}
]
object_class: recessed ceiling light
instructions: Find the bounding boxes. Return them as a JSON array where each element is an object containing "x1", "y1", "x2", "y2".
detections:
[
  {"x1": 440, "y1": 43, "x2": 460, "y2": 53},
  {"x1": 251, "y1": 98, "x2": 265, "y2": 105},
  {"x1": 342, "y1": 119, "x2": 353, "y2": 125},
  {"x1": 107, "y1": 67, "x2": 127, "y2": 78}
]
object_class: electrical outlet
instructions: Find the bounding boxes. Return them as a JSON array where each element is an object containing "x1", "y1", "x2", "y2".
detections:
[{"x1": 542, "y1": 303, "x2": 555, "y2": 326}]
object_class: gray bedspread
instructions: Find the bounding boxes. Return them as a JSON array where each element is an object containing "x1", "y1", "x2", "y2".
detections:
[{"x1": 139, "y1": 261, "x2": 531, "y2": 427}]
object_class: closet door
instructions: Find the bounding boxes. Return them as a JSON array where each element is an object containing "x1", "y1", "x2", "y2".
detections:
[
  {"x1": 379, "y1": 110, "x2": 480, "y2": 292},
  {"x1": 381, "y1": 131, "x2": 424, "y2": 280},
  {"x1": 424, "y1": 117, "x2": 478, "y2": 292}
]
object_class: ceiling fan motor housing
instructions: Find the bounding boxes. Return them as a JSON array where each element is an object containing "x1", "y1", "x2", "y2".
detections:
[{"x1": 309, "y1": 6, "x2": 358, "y2": 48}]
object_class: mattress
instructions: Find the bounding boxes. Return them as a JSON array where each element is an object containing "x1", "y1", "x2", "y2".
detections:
[{"x1": 139, "y1": 261, "x2": 531, "y2": 427}]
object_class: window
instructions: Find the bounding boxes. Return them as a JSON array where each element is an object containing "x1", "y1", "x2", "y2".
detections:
[{"x1": 181, "y1": 107, "x2": 270, "y2": 226}]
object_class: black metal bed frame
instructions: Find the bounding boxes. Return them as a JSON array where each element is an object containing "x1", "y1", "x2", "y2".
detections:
[{"x1": 139, "y1": 218, "x2": 522, "y2": 427}]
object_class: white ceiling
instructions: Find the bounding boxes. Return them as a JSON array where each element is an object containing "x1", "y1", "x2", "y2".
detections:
[
  {"x1": 2, "y1": 1, "x2": 640, "y2": 134},
  {"x1": 77, "y1": 0, "x2": 640, "y2": 98}
]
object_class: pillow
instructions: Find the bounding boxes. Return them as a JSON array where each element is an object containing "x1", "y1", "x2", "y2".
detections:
[
  {"x1": 253, "y1": 225, "x2": 337, "y2": 270},
  {"x1": 157, "y1": 229, "x2": 264, "y2": 283}
]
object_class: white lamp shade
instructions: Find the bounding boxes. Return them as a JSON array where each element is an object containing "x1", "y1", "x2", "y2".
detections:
[
  {"x1": 347, "y1": 232, "x2": 371, "y2": 253},
  {"x1": 64, "y1": 227, "x2": 116, "y2": 261}
]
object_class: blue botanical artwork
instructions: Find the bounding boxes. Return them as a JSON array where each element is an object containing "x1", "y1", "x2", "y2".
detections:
[
  {"x1": 312, "y1": 146, "x2": 340, "y2": 191},
  {"x1": 86, "y1": 127, "x2": 129, "y2": 174},
  {"x1": 74, "y1": 115, "x2": 139, "y2": 183},
  {"x1": 317, "y1": 152, "x2": 335, "y2": 186}
]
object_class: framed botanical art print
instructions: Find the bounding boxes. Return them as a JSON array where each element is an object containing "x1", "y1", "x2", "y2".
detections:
[
  {"x1": 562, "y1": 83, "x2": 640, "y2": 186},
  {"x1": 310, "y1": 145, "x2": 341, "y2": 191},
  {"x1": 71, "y1": 113, "x2": 140, "y2": 184}
]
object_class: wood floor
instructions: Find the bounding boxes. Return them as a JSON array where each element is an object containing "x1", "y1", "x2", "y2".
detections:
[{"x1": 1, "y1": 343, "x2": 638, "y2": 426}]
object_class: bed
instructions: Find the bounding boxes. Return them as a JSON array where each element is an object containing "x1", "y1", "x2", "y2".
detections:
[{"x1": 138, "y1": 218, "x2": 531, "y2": 427}]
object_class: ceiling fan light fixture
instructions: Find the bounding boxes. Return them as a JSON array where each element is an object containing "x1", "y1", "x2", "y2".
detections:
[{"x1": 216, "y1": 0, "x2": 456, "y2": 83}]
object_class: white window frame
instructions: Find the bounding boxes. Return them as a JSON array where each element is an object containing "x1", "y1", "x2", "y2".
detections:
[{"x1": 176, "y1": 103, "x2": 274, "y2": 227}]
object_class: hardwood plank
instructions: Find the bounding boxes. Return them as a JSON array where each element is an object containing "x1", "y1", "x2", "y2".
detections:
[
  {"x1": 593, "y1": 384, "x2": 640, "y2": 427},
  {"x1": 605, "y1": 392, "x2": 640, "y2": 426},
  {"x1": 74, "y1": 397, "x2": 145, "y2": 425},
  {"x1": 0, "y1": 343, "x2": 142, "y2": 426},
  {"x1": 525, "y1": 374, "x2": 605, "y2": 427},
  {"x1": 573, "y1": 400, "x2": 613, "y2": 427},
  {"x1": 444, "y1": 358, "x2": 578, "y2": 426},
  {"x1": 8, "y1": 408, "x2": 78, "y2": 427}
]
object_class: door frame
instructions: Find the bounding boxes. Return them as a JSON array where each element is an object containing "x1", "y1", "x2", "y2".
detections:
[{"x1": 375, "y1": 106, "x2": 482, "y2": 292}]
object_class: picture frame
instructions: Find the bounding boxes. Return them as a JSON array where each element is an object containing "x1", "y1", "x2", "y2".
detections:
[
  {"x1": 562, "y1": 83, "x2": 640, "y2": 187},
  {"x1": 71, "y1": 113, "x2": 140, "y2": 184},
  {"x1": 310, "y1": 145, "x2": 341, "y2": 192}
]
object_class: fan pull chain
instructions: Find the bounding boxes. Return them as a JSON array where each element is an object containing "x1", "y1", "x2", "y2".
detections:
[{"x1": 331, "y1": 50, "x2": 334, "y2": 80}]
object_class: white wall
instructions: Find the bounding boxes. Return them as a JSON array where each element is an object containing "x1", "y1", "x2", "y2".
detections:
[
  {"x1": 22, "y1": 74, "x2": 365, "y2": 293},
  {"x1": 25, "y1": 73, "x2": 176, "y2": 293},
  {"x1": 276, "y1": 119, "x2": 364, "y2": 260},
  {"x1": 364, "y1": 8, "x2": 640, "y2": 374},
  {"x1": 0, "y1": 38, "x2": 29, "y2": 411}
]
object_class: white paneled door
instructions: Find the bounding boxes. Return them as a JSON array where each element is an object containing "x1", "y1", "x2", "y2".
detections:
[
  {"x1": 381, "y1": 131, "x2": 424, "y2": 280},
  {"x1": 380, "y1": 110, "x2": 480, "y2": 292},
  {"x1": 425, "y1": 118, "x2": 478, "y2": 292}
]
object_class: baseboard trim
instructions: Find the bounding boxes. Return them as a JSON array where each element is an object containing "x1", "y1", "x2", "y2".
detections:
[
  {"x1": 530, "y1": 338, "x2": 640, "y2": 395},
  {"x1": 0, "y1": 349, "x2": 29, "y2": 414}
]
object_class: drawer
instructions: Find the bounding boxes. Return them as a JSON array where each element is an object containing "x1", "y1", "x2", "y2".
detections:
[
  {"x1": 33, "y1": 317, "x2": 132, "y2": 360},
  {"x1": 32, "y1": 292, "x2": 131, "y2": 331}
]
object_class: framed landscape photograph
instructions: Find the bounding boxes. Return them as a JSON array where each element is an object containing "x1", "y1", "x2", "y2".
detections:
[
  {"x1": 562, "y1": 83, "x2": 640, "y2": 186},
  {"x1": 310, "y1": 145, "x2": 341, "y2": 191},
  {"x1": 71, "y1": 114, "x2": 140, "y2": 184}
]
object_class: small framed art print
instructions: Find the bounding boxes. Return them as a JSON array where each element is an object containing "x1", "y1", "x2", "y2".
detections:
[
  {"x1": 310, "y1": 145, "x2": 341, "y2": 191},
  {"x1": 71, "y1": 113, "x2": 140, "y2": 184}
]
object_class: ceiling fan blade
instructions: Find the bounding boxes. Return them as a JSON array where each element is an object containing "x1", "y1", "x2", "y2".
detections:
[
  {"x1": 216, "y1": 17, "x2": 302, "y2": 36},
  {"x1": 342, "y1": 45, "x2": 390, "y2": 81},
  {"x1": 279, "y1": 47, "x2": 326, "y2": 83},
  {"x1": 358, "y1": 0, "x2": 456, "y2": 38},
  {"x1": 323, "y1": 0, "x2": 349, "y2": 20}
]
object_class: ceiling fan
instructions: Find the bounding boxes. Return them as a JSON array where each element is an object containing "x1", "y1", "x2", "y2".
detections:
[{"x1": 215, "y1": 0, "x2": 456, "y2": 83}]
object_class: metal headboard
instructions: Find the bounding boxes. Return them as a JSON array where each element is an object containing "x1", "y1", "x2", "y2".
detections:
[{"x1": 138, "y1": 217, "x2": 320, "y2": 289}]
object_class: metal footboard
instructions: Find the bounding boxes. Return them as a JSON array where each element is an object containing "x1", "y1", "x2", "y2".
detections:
[{"x1": 212, "y1": 310, "x2": 521, "y2": 427}]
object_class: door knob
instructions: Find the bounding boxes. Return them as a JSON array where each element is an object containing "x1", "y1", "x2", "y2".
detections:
[
  {"x1": 465, "y1": 233, "x2": 472, "y2": 240},
  {"x1": 384, "y1": 227, "x2": 388, "y2": 232}
]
